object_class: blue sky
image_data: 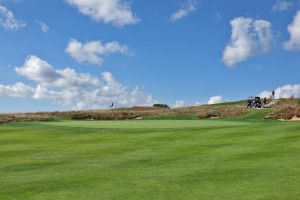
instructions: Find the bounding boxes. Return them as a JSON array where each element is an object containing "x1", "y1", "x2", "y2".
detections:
[{"x1": 0, "y1": 0, "x2": 300, "y2": 112}]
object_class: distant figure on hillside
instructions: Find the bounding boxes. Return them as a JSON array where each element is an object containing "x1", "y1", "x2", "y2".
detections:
[
  {"x1": 272, "y1": 90, "x2": 275, "y2": 100},
  {"x1": 110, "y1": 102, "x2": 114, "y2": 108},
  {"x1": 263, "y1": 97, "x2": 267, "y2": 105}
]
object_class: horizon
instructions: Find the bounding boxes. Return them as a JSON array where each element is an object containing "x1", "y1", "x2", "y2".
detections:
[{"x1": 1, "y1": 0, "x2": 300, "y2": 112}]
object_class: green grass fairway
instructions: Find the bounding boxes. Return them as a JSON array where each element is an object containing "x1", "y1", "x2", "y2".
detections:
[{"x1": 1, "y1": 120, "x2": 300, "y2": 200}]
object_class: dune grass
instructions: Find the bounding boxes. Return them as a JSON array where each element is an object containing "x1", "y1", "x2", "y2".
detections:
[{"x1": 0, "y1": 119, "x2": 299, "y2": 200}]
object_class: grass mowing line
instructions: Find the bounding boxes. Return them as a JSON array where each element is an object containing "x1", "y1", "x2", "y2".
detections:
[{"x1": 38, "y1": 119, "x2": 252, "y2": 129}]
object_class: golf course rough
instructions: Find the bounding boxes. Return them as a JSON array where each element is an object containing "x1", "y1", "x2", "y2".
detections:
[{"x1": 0, "y1": 119, "x2": 299, "y2": 200}]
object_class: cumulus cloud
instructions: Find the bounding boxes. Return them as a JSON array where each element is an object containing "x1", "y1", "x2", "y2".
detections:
[
  {"x1": 0, "y1": 82, "x2": 34, "y2": 98},
  {"x1": 222, "y1": 17, "x2": 273, "y2": 67},
  {"x1": 259, "y1": 84, "x2": 300, "y2": 99},
  {"x1": 171, "y1": 0, "x2": 197, "y2": 22},
  {"x1": 283, "y1": 11, "x2": 300, "y2": 50},
  {"x1": 208, "y1": 96, "x2": 224, "y2": 105},
  {"x1": 0, "y1": 4, "x2": 26, "y2": 30},
  {"x1": 15, "y1": 55, "x2": 100, "y2": 89},
  {"x1": 65, "y1": 0, "x2": 139, "y2": 27},
  {"x1": 195, "y1": 102, "x2": 203, "y2": 106},
  {"x1": 174, "y1": 100, "x2": 186, "y2": 108},
  {"x1": 0, "y1": 55, "x2": 156, "y2": 110},
  {"x1": 65, "y1": 39, "x2": 132, "y2": 66},
  {"x1": 272, "y1": 0, "x2": 292, "y2": 12}
]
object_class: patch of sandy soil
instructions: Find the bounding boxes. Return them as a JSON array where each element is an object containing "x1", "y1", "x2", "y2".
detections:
[
  {"x1": 134, "y1": 117, "x2": 143, "y2": 120},
  {"x1": 279, "y1": 116, "x2": 300, "y2": 121},
  {"x1": 290, "y1": 116, "x2": 300, "y2": 121}
]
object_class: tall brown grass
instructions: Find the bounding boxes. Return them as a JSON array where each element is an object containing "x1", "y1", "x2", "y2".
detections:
[
  {"x1": 1, "y1": 98, "x2": 299, "y2": 123},
  {"x1": 270, "y1": 103, "x2": 300, "y2": 120},
  {"x1": 0, "y1": 105, "x2": 248, "y2": 123},
  {"x1": 0, "y1": 112, "x2": 57, "y2": 123},
  {"x1": 196, "y1": 107, "x2": 247, "y2": 118}
]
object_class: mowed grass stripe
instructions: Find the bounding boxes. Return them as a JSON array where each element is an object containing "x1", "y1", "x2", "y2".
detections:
[{"x1": 0, "y1": 120, "x2": 299, "y2": 200}]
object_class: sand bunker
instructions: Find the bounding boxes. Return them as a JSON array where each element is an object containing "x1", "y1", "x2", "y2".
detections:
[
  {"x1": 279, "y1": 116, "x2": 300, "y2": 121},
  {"x1": 290, "y1": 116, "x2": 300, "y2": 121}
]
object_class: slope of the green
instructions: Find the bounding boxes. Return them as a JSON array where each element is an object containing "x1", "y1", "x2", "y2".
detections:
[
  {"x1": 231, "y1": 108, "x2": 275, "y2": 121},
  {"x1": 0, "y1": 120, "x2": 299, "y2": 200}
]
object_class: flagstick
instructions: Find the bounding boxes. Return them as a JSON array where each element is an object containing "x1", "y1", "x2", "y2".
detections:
[{"x1": 110, "y1": 102, "x2": 114, "y2": 123}]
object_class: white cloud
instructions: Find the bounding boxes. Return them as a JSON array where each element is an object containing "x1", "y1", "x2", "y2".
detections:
[
  {"x1": 208, "y1": 96, "x2": 224, "y2": 105},
  {"x1": 171, "y1": 0, "x2": 197, "y2": 22},
  {"x1": 222, "y1": 17, "x2": 273, "y2": 67},
  {"x1": 259, "y1": 91, "x2": 272, "y2": 99},
  {"x1": 36, "y1": 21, "x2": 49, "y2": 33},
  {"x1": 174, "y1": 100, "x2": 185, "y2": 108},
  {"x1": 283, "y1": 11, "x2": 300, "y2": 50},
  {"x1": 195, "y1": 102, "x2": 204, "y2": 106},
  {"x1": 272, "y1": 0, "x2": 292, "y2": 12},
  {"x1": 65, "y1": 0, "x2": 139, "y2": 27},
  {"x1": 0, "y1": 4, "x2": 26, "y2": 30},
  {"x1": 0, "y1": 82, "x2": 34, "y2": 98},
  {"x1": 259, "y1": 84, "x2": 300, "y2": 99},
  {"x1": 65, "y1": 39, "x2": 132, "y2": 66},
  {"x1": 1, "y1": 55, "x2": 156, "y2": 110},
  {"x1": 15, "y1": 55, "x2": 100, "y2": 88}
]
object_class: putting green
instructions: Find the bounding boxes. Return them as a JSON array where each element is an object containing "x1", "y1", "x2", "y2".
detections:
[{"x1": 0, "y1": 119, "x2": 299, "y2": 200}]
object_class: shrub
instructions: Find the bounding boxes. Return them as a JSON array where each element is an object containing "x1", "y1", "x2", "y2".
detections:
[{"x1": 153, "y1": 104, "x2": 170, "y2": 109}]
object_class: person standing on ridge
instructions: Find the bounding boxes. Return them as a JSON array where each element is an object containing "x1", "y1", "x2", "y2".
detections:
[
  {"x1": 272, "y1": 90, "x2": 275, "y2": 100},
  {"x1": 263, "y1": 97, "x2": 267, "y2": 105}
]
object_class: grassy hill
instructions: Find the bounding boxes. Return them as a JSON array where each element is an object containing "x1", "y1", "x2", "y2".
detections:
[{"x1": 0, "y1": 98, "x2": 299, "y2": 123}]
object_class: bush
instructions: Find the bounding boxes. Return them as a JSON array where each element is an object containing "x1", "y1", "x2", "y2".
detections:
[{"x1": 153, "y1": 104, "x2": 170, "y2": 109}]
